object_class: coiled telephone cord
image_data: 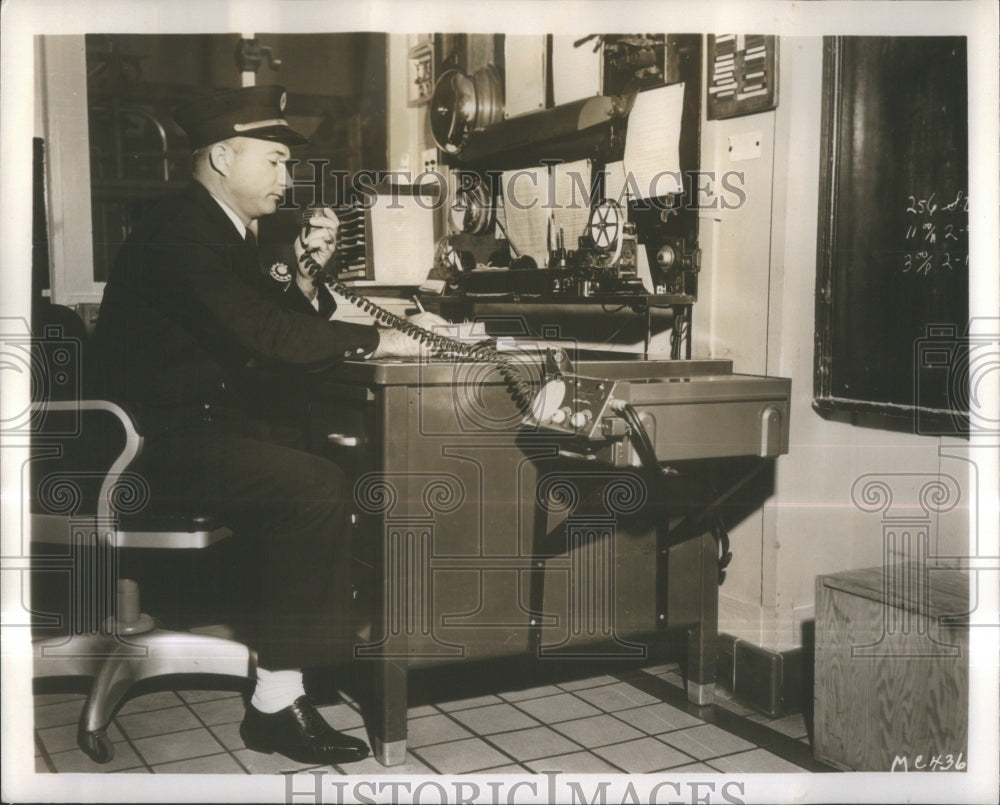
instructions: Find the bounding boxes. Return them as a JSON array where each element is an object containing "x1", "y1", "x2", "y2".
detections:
[{"x1": 297, "y1": 224, "x2": 536, "y2": 413}]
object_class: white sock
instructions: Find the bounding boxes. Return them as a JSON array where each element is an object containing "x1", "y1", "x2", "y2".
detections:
[{"x1": 250, "y1": 667, "x2": 307, "y2": 714}]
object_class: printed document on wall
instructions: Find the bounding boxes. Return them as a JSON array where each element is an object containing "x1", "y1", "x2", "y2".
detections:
[
  {"x1": 551, "y1": 160, "x2": 594, "y2": 247},
  {"x1": 602, "y1": 161, "x2": 627, "y2": 205},
  {"x1": 499, "y1": 168, "x2": 549, "y2": 266},
  {"x1": 623, "y1": 83, "x2": 685, "y2": 200},
  {"x1": 504, "y1": 36, "x2": 546, "y2": 117}
]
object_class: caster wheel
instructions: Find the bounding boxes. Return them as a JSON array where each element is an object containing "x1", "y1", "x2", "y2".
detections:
[{"x1": 78, "y1": 728, "x2": 114, "y2": 763}]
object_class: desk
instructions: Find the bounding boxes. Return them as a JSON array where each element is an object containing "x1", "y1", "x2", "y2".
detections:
[{"x1": 310, "y1": 356, "x2": 790, "y2": 765}]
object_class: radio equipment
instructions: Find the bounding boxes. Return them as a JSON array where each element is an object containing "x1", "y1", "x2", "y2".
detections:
[
  {"x1": 454, "y1": 198, "x2": 647, "y2": 298},
  {"x1": 653, "y1": 236, "x2": 701, "y2": 295},
  {"x1": 430, "y1": 65, "x2": 625, "y2": 169},
  {"x1": 528, "y1": 359, "x2": 790, "y2": 467},
  {"x1": 303, "y1": 211, "x2": 789, "y2": 473},
  {"x1": 430, "y1": 65, "x2": 505, "y2": 155}
]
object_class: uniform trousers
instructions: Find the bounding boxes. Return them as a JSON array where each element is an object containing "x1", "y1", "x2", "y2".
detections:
[{"x1": 132, "y1": 415, "x2": 354, "y2": 671}]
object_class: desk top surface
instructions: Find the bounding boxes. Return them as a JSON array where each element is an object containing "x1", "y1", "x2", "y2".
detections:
[{"x1": 327, "y1": 356, "x2": 740, "y2": 386}]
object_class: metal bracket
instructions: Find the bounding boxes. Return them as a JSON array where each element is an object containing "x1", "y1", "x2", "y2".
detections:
[{"x1": 236, "y1": 39, "x2": 282, "y2": 74}]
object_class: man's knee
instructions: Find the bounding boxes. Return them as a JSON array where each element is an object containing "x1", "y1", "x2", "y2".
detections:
[{"x1": 284, "y1": 454, "x2": 349, "y2": 514}]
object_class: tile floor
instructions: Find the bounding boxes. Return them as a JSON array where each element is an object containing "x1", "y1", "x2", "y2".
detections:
[{"x1": 33, "y1": 658, "x2": 833, "y2": 776}]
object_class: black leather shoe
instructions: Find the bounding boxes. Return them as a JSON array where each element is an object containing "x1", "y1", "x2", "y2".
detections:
[{"x1": 239, "y1": 696, "x2": 370, "y2": 765}]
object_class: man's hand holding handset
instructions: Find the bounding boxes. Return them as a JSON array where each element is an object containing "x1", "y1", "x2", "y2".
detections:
[
  {"x1": 295, "y1": 208, "x2": 451, "y2": 359},
  {"x1": 293, "y1": 207, "x2": 339, "y2": 302}
]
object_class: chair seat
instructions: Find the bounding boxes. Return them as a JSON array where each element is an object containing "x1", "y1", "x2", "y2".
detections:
[
  {"x1": 118, "y1": 511, "x2": 233, "y2": 548},
  {"x1": 31, "y1": 512, "x2": 232, "y2": 550}
]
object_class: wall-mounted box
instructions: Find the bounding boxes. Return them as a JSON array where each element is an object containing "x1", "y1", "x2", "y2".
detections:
[{"x1": 407, "y1": 41, "x2": 434, "y2": 107}]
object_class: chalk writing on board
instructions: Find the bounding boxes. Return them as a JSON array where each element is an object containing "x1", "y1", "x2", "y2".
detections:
[{"x1": 902, "y1": 190, "x2": 969, "y2": 276}]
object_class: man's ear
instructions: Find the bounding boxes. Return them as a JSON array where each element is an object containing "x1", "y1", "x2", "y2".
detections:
[{"x1": 207, "y1": 143, "x2": 231, "y2": 176}]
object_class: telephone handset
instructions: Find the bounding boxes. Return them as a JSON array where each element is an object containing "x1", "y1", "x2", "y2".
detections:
[{"x1": 297, "y1": 209, "x2": 538, "y2": 415}]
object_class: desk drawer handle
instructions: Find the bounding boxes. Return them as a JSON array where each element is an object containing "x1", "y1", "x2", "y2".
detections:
[{"x1": 327, "y1": 433, "x2": 359, "y2": 448}]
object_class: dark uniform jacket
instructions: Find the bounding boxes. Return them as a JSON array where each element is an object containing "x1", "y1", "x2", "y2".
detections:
[{"x1": 94, "y1": 182, "x2": 380, "y2": 434}]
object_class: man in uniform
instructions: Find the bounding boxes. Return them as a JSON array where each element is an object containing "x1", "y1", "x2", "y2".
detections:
[{"x1": 94, "y1": 85, "x2": 442, "y2": 765}]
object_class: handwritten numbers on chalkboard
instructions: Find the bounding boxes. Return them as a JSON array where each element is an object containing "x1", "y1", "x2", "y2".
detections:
[
  {"x1": 902, "y1": 190, "x2": 969, "y2": 278},
  {"x1": 815, "y1": 36, "x2": 969, "y2": 434}
]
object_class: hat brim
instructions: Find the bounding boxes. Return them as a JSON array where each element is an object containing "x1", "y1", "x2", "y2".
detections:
[{"x1": 238, "y1": 125, "x2": 310, "y2": 147}]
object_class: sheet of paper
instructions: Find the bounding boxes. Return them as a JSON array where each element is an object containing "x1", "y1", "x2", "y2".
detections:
[
  {"x1": 500, "y1": 168, "x2": 550, "y2": 266},
  {"x1": 368, "y1": 196, "x2": 435, "y2": 284},
  {"x1": 601, "y1": 160, "x2": 628, "y2": 204},
  {"x1": 551, "y1": 159, "x2": 594, "y2": 250},
  {"x1": 503, "y1": 35, "x2": 546, "y2": 117},
  {"x1": 552, "y1": 35, "x2": 602, "y2": 105},
  {"x1": 623, "y1": 83, "x2": 685, "y2": 200}
]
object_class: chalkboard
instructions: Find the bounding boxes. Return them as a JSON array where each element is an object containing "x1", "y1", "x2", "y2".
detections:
[{"x1": 814, "y1": 37, "x2": 969, "y2": 435}]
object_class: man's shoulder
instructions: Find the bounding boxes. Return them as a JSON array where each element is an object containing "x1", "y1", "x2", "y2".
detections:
[{"x1": 133, "y1": 184, "x2": 232, "y2": 243}]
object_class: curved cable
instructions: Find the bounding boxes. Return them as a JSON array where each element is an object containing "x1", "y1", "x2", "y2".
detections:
[
  {"x1": 617, "y1": 403, "x2": 663, "y2": 474},
  {"x1": 297, "y1": 221, "x2": 536, "y2": 413}
]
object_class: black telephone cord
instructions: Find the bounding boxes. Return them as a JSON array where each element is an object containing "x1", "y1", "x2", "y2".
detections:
[{"x1": 297, "y1": 224, "x2": 536, "y2": 413}]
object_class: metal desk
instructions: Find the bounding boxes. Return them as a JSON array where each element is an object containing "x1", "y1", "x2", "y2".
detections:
[{"x1": 310, "y1": 356, "x2": 791, "y2": 765}]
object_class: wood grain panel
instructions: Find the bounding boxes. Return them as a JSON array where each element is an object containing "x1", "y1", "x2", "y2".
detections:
[{"x1": 814, "y1": 567, "x2": 968, "y2": 771}]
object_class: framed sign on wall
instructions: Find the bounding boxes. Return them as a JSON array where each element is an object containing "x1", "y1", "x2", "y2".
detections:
[{"x1": 706, "y1": 34, "x2": 778, "y2": 120}]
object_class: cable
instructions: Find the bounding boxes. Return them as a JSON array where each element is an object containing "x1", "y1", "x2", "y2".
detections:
[
  {"x1": 669, "y1": 308, "x2": 689, "y2": 360},
  {"x1": 491, "y1": 214, "x2": 523, "y2": 259},
  {"x1": 713, "y1": 514, "x2": 733, "y2": 582},
  {"x1": 296, "y1": 222, "x2": 537, "y2": 413},
  {"x1": 617, "y1": 403, "x2": 663, "y2": 475},
  {"x1": 617, "y1": 399, "x2": 734, "y2": 586},
  {"x1": 598, "y1": 325, "x2": 626, "y2": 344},
  {"x1": 333, "y1": 279, "x2": 537, "y2": 413}
]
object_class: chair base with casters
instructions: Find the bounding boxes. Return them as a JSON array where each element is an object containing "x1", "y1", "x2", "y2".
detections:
[
  {"x1": 30, "y1": 399, "x2": 255, "y2": 764},
  {"x1": 33, "y1": 604, "x2": 254, "y2": 762}
]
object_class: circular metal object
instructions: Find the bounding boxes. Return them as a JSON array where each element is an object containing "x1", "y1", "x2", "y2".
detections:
[
  {"x1": 449, "y1": 180, "x2": 494, "y2": 234},
  {"x1": 430, "y1": 65, "x2": 504, "y2": 154},
  {"x1": 79, "y1": 729, "x2": 114, "y2": 763},
  {"x1": 472, "y1": 63, "x2": 504, "y2": 129},
  {"x1": 587, "y1": 200, "x2": 624, "y2": 264},
  {"x1": 656, "y1": 243, "x2": 677, "y2": 269},
  {"x1": 435, "y1": 237, "x2": 464, "y2": 274}
]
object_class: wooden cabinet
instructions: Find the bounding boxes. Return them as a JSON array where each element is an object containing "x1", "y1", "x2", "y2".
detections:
[{"x1": 813, "y1": 563, "x2": 969, "y2": 771}]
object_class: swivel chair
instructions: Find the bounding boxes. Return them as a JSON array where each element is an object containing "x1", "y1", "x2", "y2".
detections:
[{"x1": 29, "y1": 305, "x2": 253, "y2": 763}]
